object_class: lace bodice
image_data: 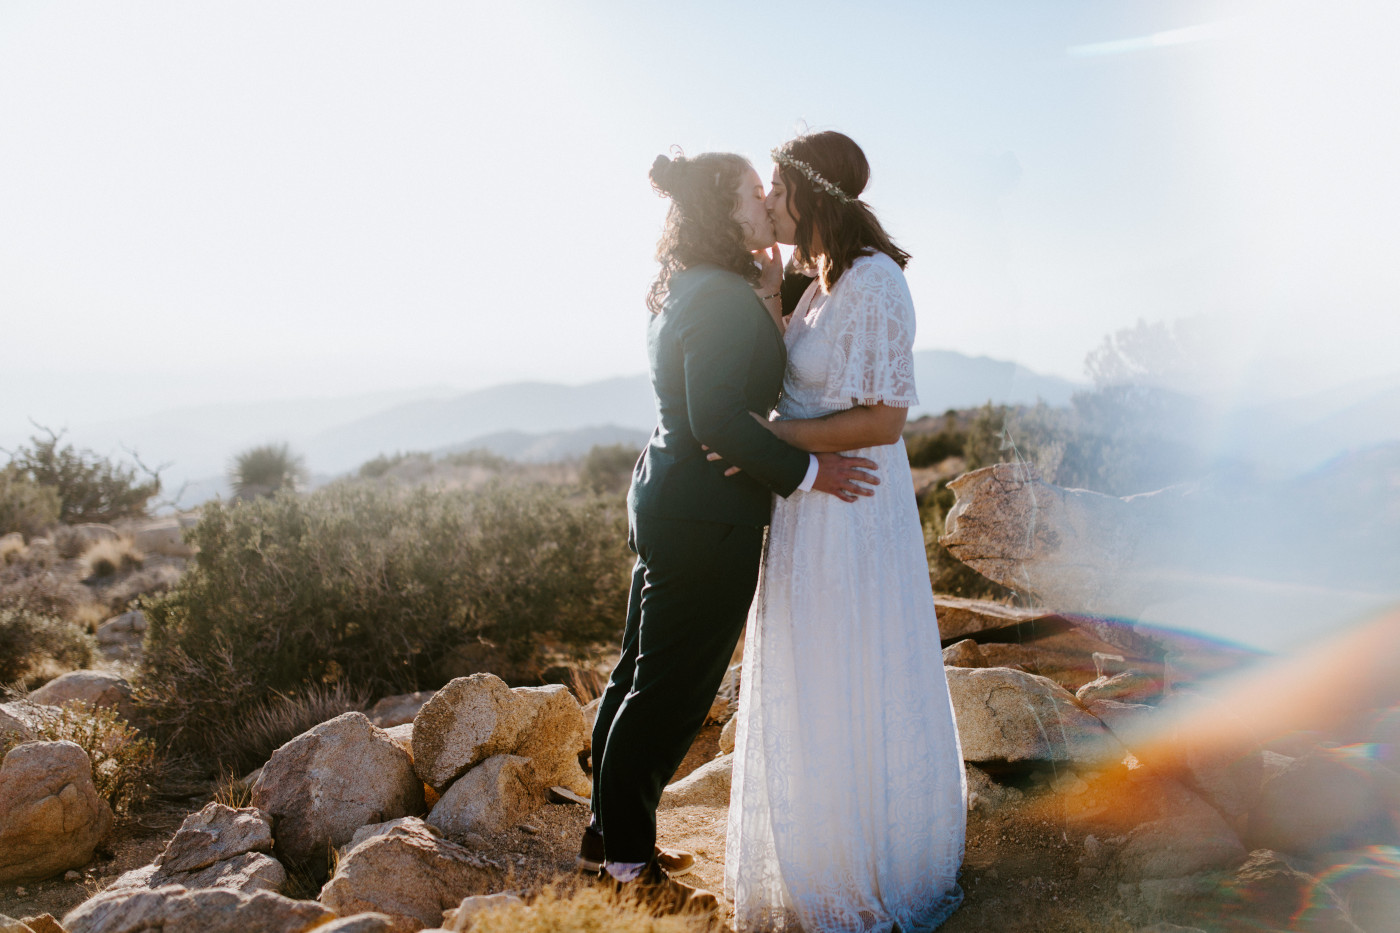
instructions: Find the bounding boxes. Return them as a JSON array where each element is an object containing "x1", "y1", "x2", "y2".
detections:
[{"x1": 780, "y1": 252, "x2": 919, "y2": 420}]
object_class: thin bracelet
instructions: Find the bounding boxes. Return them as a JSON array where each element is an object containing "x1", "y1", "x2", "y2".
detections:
[{"x1": 760, "y1": 292, "x2": 780, "y2": 301}]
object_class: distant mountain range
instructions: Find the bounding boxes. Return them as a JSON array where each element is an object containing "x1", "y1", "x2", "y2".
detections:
[
  {"x1": 303, "y1": 350, "x2": 1081, "y2": 474},
  {"x1": 37, "y1": 349, "x2": 1085, "y2": 506}
]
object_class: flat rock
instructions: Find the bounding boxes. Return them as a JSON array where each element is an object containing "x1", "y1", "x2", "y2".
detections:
[
  {"x1": 156, "y1": 802, "x2": 274, "y2": 873},
  {"x1": 0, "y1": 741, "x2": 114, "y2": 884},
  {"x1": 718, "y1": 715, "x2": 737, "y2": 755},
  {"x1": 382, "y1": 724, "x2": 414, "y2": 758},
  {"x1": 122, "y1": 516, "x2": 196, "y2": 558},
  {"x1": 346, "y1": 816, "x2": 436, "y2": 854},
  {"x1": 28, "y1": 671, "x2": 134, "y2": 721},
  {"x1": 94, "y1": 610, "x2": 146, "y2": 647},
  {"x1": 1076, "y1": 670, "x2": 1160, "y2": 705},
  {"x1": 941, "y1": 639, "x2": 985, "y2": 668},
  {"x1": 938, "y1": 464, "x2": 1181, "y2": 656},
  {"x1": 1246, "y1": 745, "x2": 1400, "y2": 857},
  {"x1": 1084, "y1": 699, "x2": 1160, "y2": 750},
  {"x1": 368, "y1": 692, "x2": 437, "y2": 729},
  {"x1": 935, "y1": 596, "x2": 1045, "y2": 642},
  {"x1": 946, "y1": 666, "x2": 1123, "y2": 765},
  {"x1": 0, "y1": 704, "x2": 36, "y2": 744},
  {"x1": 427, "y1": 754, "x2": 543, "y2": 837},
  {"x1": 320, "y1": 818, "x2": 505, "y2": 933},
  {"x1": 63, "y1": 884, "x2": 334, "y2": 933},
  {"x1": 251, "y1": 712, "x2": 424, "y2": 869},
  {"x1": 1116, "y1": 814, "x2": 1246, "y2": 880},
  {"x1": 18, "y1": 916, "x2": 65, "y2": 933},
  {"x1": 508, "y1": 685, "x2": 590, "y2": 798},
  {"x1": 660, "y1": 752, "x2": 732, "y2": 809},
  {"x1": 412, "y1": 674, "x2": 528, "y2": 792},
  {"x1": 442, "y1": 893, "x2": 525, "y2": 932},
  {"x1": 1157, "y1": 694, "x2": 1264, "y2": 822},
  {"x1": 1210, "y1": 849, "x2": 1359, "y2": 932},
  {"x1": 105, "y1": 850, "x2": 286, "y2": 895}
]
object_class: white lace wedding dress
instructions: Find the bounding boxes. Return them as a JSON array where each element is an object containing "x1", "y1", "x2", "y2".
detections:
[{"x1": 725, "y1": 253, "x2": 966, "y2": 932}]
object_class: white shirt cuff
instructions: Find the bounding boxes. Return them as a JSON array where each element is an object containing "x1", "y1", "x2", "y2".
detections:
[{"x1": 796, "y1": 453, "x2": 819, "y2": 492}]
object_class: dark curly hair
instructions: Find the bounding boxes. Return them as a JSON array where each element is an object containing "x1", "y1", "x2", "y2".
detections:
[
  {"x1": 773, "y1": 131, "x2": 909, "y2": 292},
  {"x1": 646, "y1": 150, "x2": 760, "y2": 314}
]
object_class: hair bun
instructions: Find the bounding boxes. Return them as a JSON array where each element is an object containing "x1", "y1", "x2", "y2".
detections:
[{"x1": 649, "y1": 151, "x2": 685, "y2": 195}]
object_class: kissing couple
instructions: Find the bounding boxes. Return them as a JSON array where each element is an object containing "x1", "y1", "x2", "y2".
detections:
[{"x1": 584, "y1": 131, "x2": 966, "y2": 933}]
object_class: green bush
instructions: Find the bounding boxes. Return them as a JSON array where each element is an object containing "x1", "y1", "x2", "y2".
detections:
[
  {"x1": 578, "y1": 443, "x2": 641, "y2": 495},
  {"x1": 5, "y1": 428, "x2": 159, "y2": 524},
  {"x1": 138, "y1": 482, "x2": 630, "y2": 760},
  {"x1": 0, "y1": 466, "x2": 61, "y2": 538},
  {"x1": 357, "y1": 451, "x2": 427, "y2": 479},
  {"x1": 441, "y1": 448, "x2": 510, "y2": 471},
  {"x1": 229, "y1": 442, "x2": 307, "y2": 500},
  {"x1": 0, "y1": 607, "x2": 95, "y2": 683}
]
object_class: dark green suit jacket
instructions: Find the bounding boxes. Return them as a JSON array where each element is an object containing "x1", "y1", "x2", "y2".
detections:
[{"x1": 629, "y1": 264, "x2": 811, "y2": 527}]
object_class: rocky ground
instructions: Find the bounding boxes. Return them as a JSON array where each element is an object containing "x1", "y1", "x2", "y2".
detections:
[{"x1": 4, "y1": 476, "x2": 1399, "y2": 932}]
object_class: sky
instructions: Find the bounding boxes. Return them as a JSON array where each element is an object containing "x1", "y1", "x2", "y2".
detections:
[{"x1": 2, "y1": 0, "x2": 1398, "y2": 434}]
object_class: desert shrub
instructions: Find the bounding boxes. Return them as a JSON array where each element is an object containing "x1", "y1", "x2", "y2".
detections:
[
  {"x1": 229, "y1": 442, "x2": 307, "y2": 500},
  {"x1": 579, "y1": 443, "x2": 641, "y2": 496},
  {"x1": 138, "y1": 482, "x2": 630, "y2": 759},
  {"x1": 210, "y1": 683, "x2": 369, "y2": 774},
  {"x1": 0, "y1": 607, "x2": 96, "y2": 684},
  {"x1": 0, "y1": 702, "x2": 159, "y2": 814},
  {"x1": 0, "y1": 466, "x2": 61, "y2": 538},
  {"x1": 357, "y1": 451, "x2": 421, "y2": 479},
  {"x1": 81, "y1": 537, "x2": 145, "y2": 578},
  {"x1": 0, "y1": 571, "x2": 91, "y2": 620},
  {"x1": 905, "y1": 430, "x2": 965, "y2": 469},
  {"x1": 97, "y1": 563, "x2": 182, "y2": 612},
  {"x1": 5, "y1": 428, "x2": 159, "y2": 524},
  {"x1": 441, "y1": 448, "x2": 510, "y2": 471}
]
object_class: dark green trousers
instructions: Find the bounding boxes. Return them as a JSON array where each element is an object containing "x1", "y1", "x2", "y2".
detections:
[{"x1": 591, "y1": 512, "x2": 764, "y2": 863}]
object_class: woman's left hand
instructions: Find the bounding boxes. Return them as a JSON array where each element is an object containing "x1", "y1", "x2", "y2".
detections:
[{"x1": 755, "y1": 245, "x2": 782, "y2": 298}]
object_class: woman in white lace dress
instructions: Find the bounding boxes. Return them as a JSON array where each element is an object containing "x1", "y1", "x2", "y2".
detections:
[{"x1": 724, "y1": 132, "x2": 966, "y2": 932}]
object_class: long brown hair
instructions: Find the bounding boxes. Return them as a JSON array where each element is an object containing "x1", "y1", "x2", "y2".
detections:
[
  {"x1": 773, "y1": 131, "x2": 909, "y2": 292},
  {"x1": 646, "y1": 151, "x2": 759, "y2": 314}
]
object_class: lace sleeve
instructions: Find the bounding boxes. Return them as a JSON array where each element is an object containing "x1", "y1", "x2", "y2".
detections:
[{"x1": 819, "y1": 255, "x2": 919, "y2": 410}]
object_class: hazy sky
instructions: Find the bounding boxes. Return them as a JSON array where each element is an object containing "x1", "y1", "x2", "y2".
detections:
[{"x1": 3, "y1": 0, "x2": 1398, "y2": 433}]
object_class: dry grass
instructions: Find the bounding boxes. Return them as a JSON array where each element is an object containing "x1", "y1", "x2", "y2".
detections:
[
  {"x1": 211, "y1": 767, "x2": 254, "y2": 808},
  {"x1": 71, "y1": 600, "x2": 111, "y2": 634},
  {"x1": 81, "y1": 537, "x2": 144, "y2": 578},
  {"x1": 207, "y1": 682, "x2": 370, "y2": 773},
  {"x1": 472, "y1": 884, "x2": 720, "y2": 933},
  {"x1": 0, "y1": 535, "x2": 25, "y2": 565}
]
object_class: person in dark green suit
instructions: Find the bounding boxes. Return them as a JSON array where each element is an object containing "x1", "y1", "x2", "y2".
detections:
[{"x1": 581, "y1": 150, "x2": 878, "y2": 906}]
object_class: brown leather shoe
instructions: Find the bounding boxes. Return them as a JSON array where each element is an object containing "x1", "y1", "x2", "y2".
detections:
[
  {"x1": 605, "y1": 859, "x2": 718, "y2": 917},
  {"x1": 576, "y1": 824, "x2": 696, "y2": 877}
]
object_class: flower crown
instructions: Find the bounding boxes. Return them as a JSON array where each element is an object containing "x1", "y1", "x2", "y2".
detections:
[{"x1": 771, "y1": 149, "x2": 856, "y2": 205}]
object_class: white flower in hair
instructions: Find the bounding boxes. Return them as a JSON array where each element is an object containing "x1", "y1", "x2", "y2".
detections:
[{"x1": 771, "y1": 149, "x2": 856, "y2": 205}]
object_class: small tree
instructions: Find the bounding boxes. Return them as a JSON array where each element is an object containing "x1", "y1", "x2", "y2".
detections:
[
  {"x1": 579, "y1": 443, "x2": 641, "y2": 496},
  {"x1": 229, "y1": 443, "x2": 307, "y2": 500},
  {"x1": 4, "y1": 427, "x2": 160, "y2": 524},
  {"x1": 0, "y1": 465, "x2": 61, "y2": 537}
]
